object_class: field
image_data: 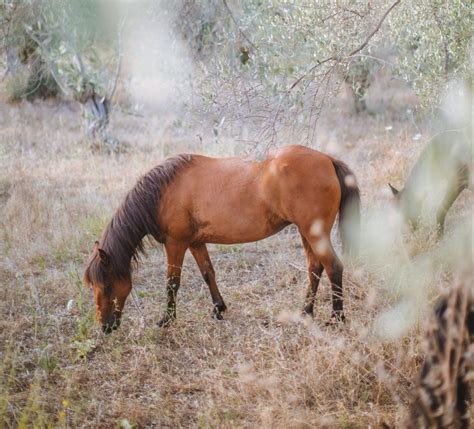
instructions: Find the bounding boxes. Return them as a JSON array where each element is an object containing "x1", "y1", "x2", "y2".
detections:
[{"x1": 0, "y1": 88, "x2": 472, "y2": 428}]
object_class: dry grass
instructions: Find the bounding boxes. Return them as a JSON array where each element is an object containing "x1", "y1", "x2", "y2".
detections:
[{"x1": 0, "y1": 95, "x2": 472, "y2": 428}]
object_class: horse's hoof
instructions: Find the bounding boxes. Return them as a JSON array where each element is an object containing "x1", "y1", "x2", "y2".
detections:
[
  {"x1": 302, "y1": 306, "x2": 314, "y2": 318},
  {"x1": 325, "y1": 312, "x2": 346, "y2": 326},
  {"x1": 158, "y1": 316, "x2": 174, "y2": 327},
  {"x1": 212, "y1": 309, "x2": 224, "y2": 320}
]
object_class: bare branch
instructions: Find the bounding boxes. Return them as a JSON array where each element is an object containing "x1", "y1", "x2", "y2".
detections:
[
  {"x1": 288, "y1": 56, "x2": 337, "y2": 90},
  {"x1": 342, "y1": 7, "x2": 366, "y2": 19},
  {"x1": 24, "y1": 27, "x2": 70, "y2": 95},
  {"x1": 222, "y1": 0, "x2": 256, "y2": 50},
  {"x1": 321, "y1": 11, "x2": 342, "y2": 23},
  {"x1": 73, "y1": 49, "x2": 89, "y2": 95},
  {"x1": 347, "y1": 0, "x2": 401, "y2": 57},
  {"x1": 109, "y1": 18, "x2": 126, "y2": 102},
  {"x1": 75, "y1": 50, "x2": 86, "y2": 77}
]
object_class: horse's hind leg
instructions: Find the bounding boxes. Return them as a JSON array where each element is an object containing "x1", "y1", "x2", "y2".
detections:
[
  {"x1": 158, "y1": 241, "x2": 187, "y2": 327},
  {"x1": 190, "y1": 244, "x2": 227, "y2": 320},
  {"x1": 325, "y1": 251, "x2": 345, "y2": 323},
  {"x1": 302, "y1": 230, "x2": 345, "y2": 322},
  {"x1": 300, "y1": 235, "x2": 324, "y2": 317}
]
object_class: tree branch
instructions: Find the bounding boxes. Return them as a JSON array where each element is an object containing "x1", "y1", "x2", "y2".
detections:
[
  {"x1": 347, "y1": 0, "x2": 401, "y2": 57},
  {"x1": 222, "y1": 0, "x2": 256, "y2": 50},
  {"x1": 342, "y1": 7, "x2": 366, "y2": 19},
  {"x1": 24, "y1": 27, "x2": 70, "y2": 95},
  {"x1": 289, "y1": 56, "x2": 337, "y2": 90},
  {"x1": 289, "y1": 0, "x2": 401, "y2": 91},
  {"x1": 109, "y1": 18, "x2": 126, "y2": 102},
  {"x1": 75, "y1": 50, "x2": 86, "y2": 78}
]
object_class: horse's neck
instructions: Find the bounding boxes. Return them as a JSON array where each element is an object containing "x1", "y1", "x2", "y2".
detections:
[{"x1": 102, "y1": 218, "x2": 146, "y2": 275}]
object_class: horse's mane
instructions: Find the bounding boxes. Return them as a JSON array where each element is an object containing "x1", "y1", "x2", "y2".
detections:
[{"x1": 84, "y1": 154, "x2": 193, "y2": 284}]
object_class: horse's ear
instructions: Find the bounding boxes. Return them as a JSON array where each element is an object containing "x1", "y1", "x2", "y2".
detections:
[
  {"x1": 98, "y1": 248, "x2": 110, "y2": 266},
  {"x1": 388, "y1": 183, "x2": 400, "y2": 197}
]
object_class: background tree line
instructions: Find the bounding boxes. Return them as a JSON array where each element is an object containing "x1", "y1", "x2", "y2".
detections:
[{"x1": 1, "y1": 0, "x2": 471, "y2": 146}]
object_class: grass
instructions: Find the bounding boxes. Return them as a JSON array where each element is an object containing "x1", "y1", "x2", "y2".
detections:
[{"x1": 0, "y1": 94, "x2": 472, "y2": 428}]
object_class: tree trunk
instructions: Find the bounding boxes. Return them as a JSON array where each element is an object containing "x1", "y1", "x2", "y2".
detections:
[
  {"x1": 345, "y1": 61, "x2": 371, "y2": 115},
  {"x1": 82, "y1": 92, "x2": 109, "y2": 138}
]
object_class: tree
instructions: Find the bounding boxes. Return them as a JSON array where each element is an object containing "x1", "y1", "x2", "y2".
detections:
[
  {"x1": 176, "y1": 0, "x2": 471, "y2": 145},
  {"x1": 0, "y1": 1, "x2": 59, "y2": 100},
  {"x1": 1, "y1": 0, "x2": 123, "y2": 146},
  {"x1": 389, "y1": 0, "x2": 472, "y2": 108}
]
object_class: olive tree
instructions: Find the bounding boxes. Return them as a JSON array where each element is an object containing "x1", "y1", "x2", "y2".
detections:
[
  {"x1": 175, "y1": 1, "x2": 402, "y2": 145},
  {"x1": 1, "y1": 0, "x2": 123, "y2": 144},
  {"x1": 177, "y1": 0, "x2": 471, "y2": 145},
  {"x1": 389, "y1": 0, "x2": 472, "y2": 108}
]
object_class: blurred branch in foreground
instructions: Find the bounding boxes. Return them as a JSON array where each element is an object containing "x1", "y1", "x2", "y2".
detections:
[{"x1": 406, "y1": 276, "x2": 473, "y2": 428}]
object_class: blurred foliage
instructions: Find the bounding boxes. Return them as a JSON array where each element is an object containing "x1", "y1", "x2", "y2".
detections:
[
  {"x1": 0, "y1": 0, "x2": 121, "y2": 101},
  {"x1": 174, "y1": 0, "x2": 471, "y2": 141},
  {"x1": 389, "y1": 1, "x2": 472, "y2": 108},
  {"x1": 1, "y1": 1, "x2": 471, "y2": 138}
]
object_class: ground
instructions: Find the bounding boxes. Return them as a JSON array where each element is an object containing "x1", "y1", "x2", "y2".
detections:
[{"x1": 0, "y1": 94, "x2": 472, "y2": 428}]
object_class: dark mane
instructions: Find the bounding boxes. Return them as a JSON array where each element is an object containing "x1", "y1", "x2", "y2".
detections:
[{"x1": 85, "y1": 154, "x2": 193, "y2": 284}]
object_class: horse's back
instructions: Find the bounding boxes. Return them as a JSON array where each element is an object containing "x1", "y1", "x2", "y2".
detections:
[
  {"x1": 158, "y1": 154, "x2": 276, "y2": 243},
  {"x1": 158, "y1": 146, "x2": 341, "y2": 244}
]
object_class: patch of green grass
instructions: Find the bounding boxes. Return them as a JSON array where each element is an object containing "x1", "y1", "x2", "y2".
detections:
[
  {"x1": 34, "y1": 255, "x2": 47, "y2": 272},
  {"x1": 70, "y1": 338, "x2": 97, "y2": 361},
  {"x1": 65, "y1": 264, "x2": 97, "y2": 361},
  {"x1": 16, "y1": 376, "x2": 54, "y2": 428},
  {"x1": 338, "y1": 412, "x2": 356, "y2": 429},
  {"x1": 360, "y1": 389, "x2": 370, "y2": 403},
  {"x1": 215, "y1": 244, "x2": 243, "y2": 254},
  {"x1": 70, "y1": 304, "x2": 96, "y2": 360},
  {"x1": 118, "y1": 418, "x2": 137, "y2": 429},
  {"x1": 0, "y1": 346, "x2": 18, "y2": 426},
  {"x1": 79, "y1": 215, "x2": 109, "y2": 239},
  {"x1": 37, "y1": 347, "x2": 59, "y2": 374}
]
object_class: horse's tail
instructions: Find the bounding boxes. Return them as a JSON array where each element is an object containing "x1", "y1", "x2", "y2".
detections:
[{"x1": 332, "y1": 159, "x2": 361, "y2": 257}]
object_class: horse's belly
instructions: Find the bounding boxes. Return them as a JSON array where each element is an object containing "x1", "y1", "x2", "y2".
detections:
[
  {"x1": 192, "y1": 208, "x2": 289, "y2": 244},
  {"x1": 159, "y1": 156, "x2": 289, "y2": 244},
  {"x1": 197, "y1": 221, "x2": 289, "y2": 245}
]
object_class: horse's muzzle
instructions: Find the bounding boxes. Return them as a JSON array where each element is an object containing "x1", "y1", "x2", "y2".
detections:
[{"x1": 102, "y1": 314, "x2": 121, "y2": 334}]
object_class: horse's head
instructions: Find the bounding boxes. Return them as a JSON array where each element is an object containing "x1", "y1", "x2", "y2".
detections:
[
  {"x1": 84, "y1": 242, "x2": 132, "y2": 334},
  {"x1": 388, "y1": 183, "x2": 420, "y2": 230}
]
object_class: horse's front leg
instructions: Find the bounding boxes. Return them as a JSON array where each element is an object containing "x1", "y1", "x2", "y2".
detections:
[
  {"x1": 436, "y1": 184, "x2": 465, "y2": 237},
  {"x1": 190, "y1": 244, "x2": 227, "y2": 320},
  {"x1": 158, "y1": 241, "x2": 187, "y2": 327}
]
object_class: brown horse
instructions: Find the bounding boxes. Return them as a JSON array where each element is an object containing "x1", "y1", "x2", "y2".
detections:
[{"x1": 84, "y1": 145, "x2": 360, "y2": 333}]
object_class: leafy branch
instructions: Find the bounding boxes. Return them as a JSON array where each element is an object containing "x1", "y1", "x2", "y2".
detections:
[{"x1": 289, "y1": 0, "x2": 401, "y2": 91}]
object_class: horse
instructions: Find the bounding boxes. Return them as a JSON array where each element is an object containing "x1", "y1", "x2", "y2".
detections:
[
  {"x1": 83, "y1": 145, "x2": 360, "y2": 333},
  {"x1": 389, "y1": 129, "x2": 471, "y2": 236}
]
